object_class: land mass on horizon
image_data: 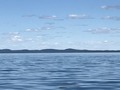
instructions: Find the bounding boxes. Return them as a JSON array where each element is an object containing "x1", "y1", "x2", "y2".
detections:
[{"x1": 0, "y1": 48, "x2": 120, "y2": 53}]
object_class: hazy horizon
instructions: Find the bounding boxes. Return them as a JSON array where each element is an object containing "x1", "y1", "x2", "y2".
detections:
[{"x1": 0, "y1": 0, "x2": 120, "y2": 50}]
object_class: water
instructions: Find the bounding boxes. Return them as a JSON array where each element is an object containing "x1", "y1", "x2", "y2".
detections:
[{"x1": 0, "y1": 53, "x2": 120, "y2": 90}]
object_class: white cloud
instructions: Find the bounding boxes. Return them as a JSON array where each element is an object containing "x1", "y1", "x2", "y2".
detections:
[
  {"x1": 26, "y1": 28, "x2": 39, "y2": 32},
  {"x1": 102, "y1": 16, "x2": 120, "y2": 21},
  {"x1": 39, "y1": 15, "x2": 57, "y2": 19},
  {"x1": 68, "y1": 14, "x2": 93, "y2": 19},
  {"x1": 101, "y1": 5, "x2": 120, "y2": 10},
  {"x1": 40, "y1": 26, "x2": 54, "y2": 30},
  {"x1": 11, "y1": 35, "x2": 23, "y2": 42},
  {"x1": 25, "y1": 25, "x2": 65, "y2": 32},
  {"x1": 87, "y1": 27, "x2": 111, "y2": 34},
  {"x1": 3, "y1": 32, "x2": 24, "y2": 43},
  {"x1": 83, "y1": 40, "x2": 110, "y2": 45},
  {"x1": 22, "y1": 14, "x2": 64, "y2": 21},
  {"x1": 86, "y1": 27, "x2": 120, "y2": 34},
  {"x1": 7, "y1": 32, "x2": 20, "y2": 35},
  {"x1": 103, "y1": 40, "x2": 109, "y2": 43},
  {"x1": 41, "y1": 26, "x2": 66, "y2": 30},
  {"x1": 69, "y1": 14, "x2": 79, "y2": 19}
]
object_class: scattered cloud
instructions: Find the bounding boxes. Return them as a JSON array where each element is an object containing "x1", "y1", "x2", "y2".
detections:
[
  {"x1": 22, "y1": 14, "x2": 93, "y2": 20},
  {"x1": 101, "y1": 5, "x2": 120, "y2": 10},
  {"x1": 25, "y1": 25, "x2": 66, "y2": 32},
  {"x1": 40, "y1": 26, "x2": 66, "y2": 30},
  {"x1": 39, "y1": 15, "x2": 57, "y2": 19},
  {"x1": 102, "y1": 16, "x2": 120, "y2": 21},
  {"x1": 10, "y1": 35, "x2": 23, "y2": 42},
  {"x1": 26, "y1": 28, "x2": 39, "y2": 32},
  {"x1": 39, "y1": 15, "x2": 64, "y2": 21},
  {"x1": 87, "y1": 27, "x2": 111, "y2": 34},
  {"x1": 6, "y1": 32, "x2": 23, "y2": 42},
  {"x1": 68, "y1": 14, "x2": 93, "y2": 19},
  {"x1": 25, "y1": 26, "x2": 54, "y2": 32},
  {"x1": 8, "y1": 32, "x2": 20, "y2": 35},
  {"x1": 86, "y1": 27, "x2": 120, "y2": 34},
  {"x1": 22, "y1": 14, "x2": 64, "y2": 21},
  {"x1": 40, "y1": 26, "x2": 55, "y2": 30},
  {"x1": 82, "y1": 40, "x2": 111, "y2": 45},
  {"x1": 1, "y1": 32, "x2": 23, "y2": 43}
]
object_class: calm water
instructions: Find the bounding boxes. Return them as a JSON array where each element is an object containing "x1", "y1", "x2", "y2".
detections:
[{"x1": 0, "y1": 53, "x2": 120, "y2": 90}]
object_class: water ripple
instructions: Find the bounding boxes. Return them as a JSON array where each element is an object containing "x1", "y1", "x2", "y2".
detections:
[{"x1": 0, "y1": 53, "x2": 120, "y2": 90}]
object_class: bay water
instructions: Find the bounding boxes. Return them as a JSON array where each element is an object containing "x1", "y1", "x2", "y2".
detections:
[{"x1": 0, "y1": 53, "x2": 120, "y2": 90}]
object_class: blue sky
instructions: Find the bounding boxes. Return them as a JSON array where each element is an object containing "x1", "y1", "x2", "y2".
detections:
[{"x1": 0, "y1": 0, "x2": 120, "y2": 50}]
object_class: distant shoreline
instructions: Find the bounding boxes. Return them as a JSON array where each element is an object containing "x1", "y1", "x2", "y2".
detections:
[{"x1": 0, "y1": 49, "x2": 120, "y2": 53}]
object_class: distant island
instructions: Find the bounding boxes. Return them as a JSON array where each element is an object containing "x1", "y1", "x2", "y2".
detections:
[{"x1": 0, "y1": 48, "x2": 120, "y2": 53}]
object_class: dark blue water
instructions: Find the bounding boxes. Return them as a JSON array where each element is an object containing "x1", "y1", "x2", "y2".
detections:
[{"x1": 0, "y1": 53, "x2": 120, "y2": 90}]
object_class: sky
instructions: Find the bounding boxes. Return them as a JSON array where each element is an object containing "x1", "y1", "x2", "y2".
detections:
[{"x1": 0, "y1": 0, "x2": 120, "y2": 50}]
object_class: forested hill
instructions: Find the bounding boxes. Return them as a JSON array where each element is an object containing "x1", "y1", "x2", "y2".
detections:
[{"x1": 0, "y1": 49, "x2": 120, "y2": 53}]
